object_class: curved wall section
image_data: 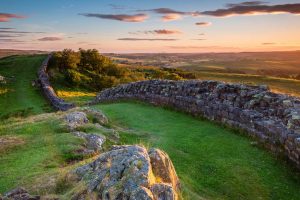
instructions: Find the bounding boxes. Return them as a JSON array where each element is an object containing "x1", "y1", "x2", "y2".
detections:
[
  {"x1": 37, "y1": 55, "x2": 75, "y2": 111},
  {"x1": 92, "y1": 80, "x2": 300, "y2": 168}
]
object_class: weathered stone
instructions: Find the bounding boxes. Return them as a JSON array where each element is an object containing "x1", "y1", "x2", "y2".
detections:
[
  {"x1": 81, "y1": 107, "x2": 108, "y2": 125},
  {"x1": 75, "y1": 145, "x2": 179, "y2": 200},
  {"x1": 148, "y1": 148, "x2": 180, "y2": 191},
  {"x1": 150, "y1": 183, "x2": 176, "y2": 200},
  {"x1": 65, "y1": 112, "x2": 89, "y2": 130},
  {"x1": 72, "y1": 131, "x2": 106, "y2": 151},
  {"x1": 130, "y1": 187, "x2": 153, "y2": 200}
]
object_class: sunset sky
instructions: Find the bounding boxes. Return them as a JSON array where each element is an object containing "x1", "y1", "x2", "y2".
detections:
[{"x1": 1, "y1": 0, "x2": 300, "y2": 53}]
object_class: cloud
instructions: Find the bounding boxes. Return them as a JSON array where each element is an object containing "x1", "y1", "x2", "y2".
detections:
[
  {"x1": 130, "y1": 29, "x2": 182, "y2": 35},
  {"x1": 0, "y1": 34, "x2": 20, "y2": 38},
  {"x1": 0, "y1": 30, "x2": 45, "y2": 34},
  {"x1": 199, "y1": 33, "x2": 205, "y2": 36},
  {"x1": 0, "y1": 39, "x2": 24, "y2": 43},
  {"x1": 0, "y1": 13, "x2": 26, "y2": 22},
  {"x1": 118, "y1": 38, "x2": 178, "y2": 41},
  {"x1": 195, "y1": 22, "x2": 212, "y2": 26},
  {"x1": 262, "y1": 42, "x2": 276, "y2": 45},
  {"x1": 226, "y1": 1, "x2": 268, "y2": 8},
  {"x1": 38, "y1": 37, "x2": 63, "y2": 41},
  {"x1": 201, "y1": 3, "x2": 300, "y2": 17},
  {"x1": 139, "y1": 8, "x2": 200, "y2": 21},
  {"x1": 162, "y1": 14, "x2": 182, "y2": 21},
  {"x1": 0, "y1": 27, "x2": 15, "y2": 30},
  {"x1": 191, "y1": 38, "x2": 206, "y2": 41},
  {"x1": 79, "y1": 13, "x2": 148, "y2": 22}
]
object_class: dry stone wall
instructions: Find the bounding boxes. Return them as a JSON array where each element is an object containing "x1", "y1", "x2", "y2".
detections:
[
  {"x1": 37, "y1": 55, "x2": 75, "y2": 111},
  {"x1": 92, "y1": 80, "x2": 300, "y2": 169}
]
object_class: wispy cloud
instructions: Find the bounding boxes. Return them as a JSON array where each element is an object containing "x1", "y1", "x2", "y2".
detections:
[
  {"x1": 226, "y1": 1, "x2": 268, "y2": 8},
  {"x1": 118, "y1": 38, "x2": 178, "y2": 41},
  {"x1": 0, "y1": 13, "x2": 26, "y2": 22},
  {"x1": 79, "y1": 13, "x2": 148, "y2": 22},
  {"x1": 0, "y1": 38, "x2": 24, "y2": 43},
  {"x1": 162, "y1": 14, "x2": 182, "y2": 21},
  {"x1": 139, "y1": 8, "x2": 200, "y2": 21},
  {"x1": 262, "y1": 42, "x2": 276, "y2": 45},
  {"x1": 129, "y1": 29, "x2": 182, "y2": 35},
  {"x1": 0, "y1": 30, "x2": 45, "y2": 34},
  {"x1": 195, "y1": 22, "x2": 212, "y2": 27},
  {"x1": 38, "y1": 37, "x2": 63, "y2": 41},
  {"x1": 0, "y1": 34, "x2": 20, "y2": 38},
  {"x1": 0, "y1": 27, "x2": 15, "y2": 30},
  {"x1": 201, "y1": 2, "x2": 300, "y2": 17}
]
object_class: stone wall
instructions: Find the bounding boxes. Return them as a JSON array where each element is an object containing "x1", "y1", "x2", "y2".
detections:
[
  {"x1": 37, "y1": 55, "x2": 75, "y2": 111},
  {"x1": 92, "y1": 80, "x2": 300, "y2": 169}
]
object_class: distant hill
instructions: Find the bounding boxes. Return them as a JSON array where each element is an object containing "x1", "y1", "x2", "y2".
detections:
[{"x1": 0, "y1": 49, "x2": 48, "y2": 58}]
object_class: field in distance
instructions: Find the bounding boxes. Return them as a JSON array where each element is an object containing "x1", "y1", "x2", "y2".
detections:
[
  {"x1": 0, "y1": 49, "x2": 48, "y2": 59},
  {"x1": 109, "y1": 51, "x2": 300, "y2": 96}
]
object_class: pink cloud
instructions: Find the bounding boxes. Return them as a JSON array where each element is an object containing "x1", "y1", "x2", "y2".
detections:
[
  {"x1": 162, "y1": 14, "x2": 182, "y2": 21},
  {"x1": 0, "y1": 13, "x2": 26, "y2": 22}
]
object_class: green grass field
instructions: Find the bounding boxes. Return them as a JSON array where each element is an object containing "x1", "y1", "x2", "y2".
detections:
[
  {"x1": 0, "y1": 55, "x2": 51, "y2": 118},
  {"x1": 1, "y1": 55, "x2": 300, "y2": 199},
  {"x1": 94, "y1": 102, "x2": 300, "y2": 200}
]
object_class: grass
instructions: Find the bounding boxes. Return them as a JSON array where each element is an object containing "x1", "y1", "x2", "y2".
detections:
[
  {"x1": 0, "y1": 55, "x2": 52, "y2": 118},
  {"x1": 1, "y1": 54, "x2": 300, "y2": 199},
  {"x1": 0, "y1": 114, "x2": 85, "y2": 194},
  {"x1": 93, "y1": 102, "x2": 300, "y2": 200}
]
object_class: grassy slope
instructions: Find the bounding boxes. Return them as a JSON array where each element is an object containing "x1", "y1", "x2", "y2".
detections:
[
  {"x1": 0, "y1": 115, "x2": 84, "y2": 193},
  {"x1": 0, "y1": 55, "x2": 85, "y2": 194},
  {"x1": 94, "y1": 102, "x2": 300, "y2": 200},
  {"x1": 0, "y1": 55, "x2": 51, "y2": 118},
  {"x1": 1, "y1": 55, "x2": 300, "y2": 199}
]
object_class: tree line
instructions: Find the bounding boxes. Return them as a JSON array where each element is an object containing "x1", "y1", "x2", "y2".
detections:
[{"x1": 48, "y1": 49, "x2": 196, "y2": 91}]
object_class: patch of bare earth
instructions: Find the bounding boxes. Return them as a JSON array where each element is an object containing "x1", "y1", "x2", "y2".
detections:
[{"x1": 0, "y1": 136, "x2": 25, "y2": 153}]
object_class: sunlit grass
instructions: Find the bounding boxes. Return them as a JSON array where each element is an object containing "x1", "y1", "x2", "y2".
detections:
[{"x1": 93, "y1": 102, "x2": 300, "y2": 200}]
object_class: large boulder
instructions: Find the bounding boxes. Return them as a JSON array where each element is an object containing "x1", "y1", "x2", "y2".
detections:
[
  {"x1": 74, "y1": 145, "x2": 179, "y2": 200},
  {"x1": 65, "y1": 112, "x2": 89, "y2": 131}
]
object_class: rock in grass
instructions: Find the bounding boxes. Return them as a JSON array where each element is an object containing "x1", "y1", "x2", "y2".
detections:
[
  {"x1": 2, "y1": 187, "x2": 40, "y2": 200},
  {"x1": 0, "y1": 75, "x2": 6, "y2": 84},
  {"x1": 65, "y1": 112, "x2": 89, "y2": 131},
  {"x1": 74, "y1": 145, "x2": 179, "y2": 200},
  {"x1": 81, "y1": 107, "x2": 109, "y2": 125},
  {"x1": 72, "y1": 131, "x2": 106, "y2": 152}
]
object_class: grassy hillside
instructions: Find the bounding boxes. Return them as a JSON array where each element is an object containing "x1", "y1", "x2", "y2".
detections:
[
  {"x1": 1, "y1": 55, "x2": 300, "y2": 200},
  {"x1": 0, "y1": 55, "x2": 52, "y2": 118},
  {"x1": 94, "y1": 102, "x2": 300, "y2": 200}
]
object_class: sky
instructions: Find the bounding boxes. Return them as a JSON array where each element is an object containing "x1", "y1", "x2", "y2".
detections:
[{"x1": 0, "y1": 0, "x2": 300, "y2": 53}]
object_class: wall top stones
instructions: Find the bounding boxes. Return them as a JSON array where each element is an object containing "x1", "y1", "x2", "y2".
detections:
[{"x1": 92, "y1": 79, "x2": 300, "y2": 169}]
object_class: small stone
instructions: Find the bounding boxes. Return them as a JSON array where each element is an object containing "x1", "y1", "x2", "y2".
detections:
[{"x1": 65, "y1": 112, "x2": 89, "y2": 130}]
